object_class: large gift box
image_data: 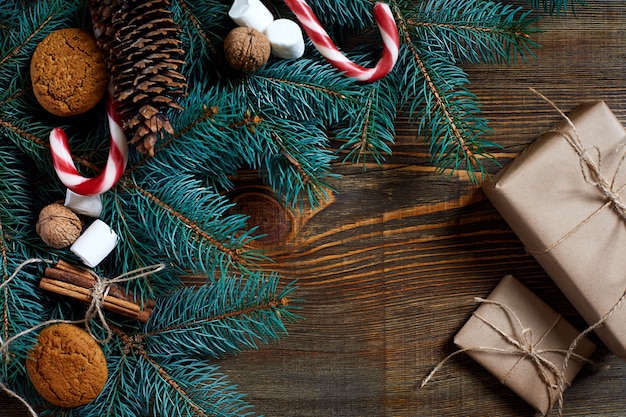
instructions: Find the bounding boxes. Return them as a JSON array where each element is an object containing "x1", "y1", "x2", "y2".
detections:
[
  {"x1": 482, "y1": 101, "x2": 626, "y2": 359},
  {"x1": 454, "y1": 275, "x2": 596, "y2": 415}
]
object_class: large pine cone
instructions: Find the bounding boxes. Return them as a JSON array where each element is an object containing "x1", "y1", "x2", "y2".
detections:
[{"x1": 91, "y1": 0, "x2": 187, "y2": 156}]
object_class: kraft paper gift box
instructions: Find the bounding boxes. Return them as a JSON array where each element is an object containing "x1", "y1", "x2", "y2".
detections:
[
  {"x1": 454, "y1": 275, "x2": 596, "y2": 416},
  {"x1": 482, "y1": 100, "x2": 626, "y2": 359}
]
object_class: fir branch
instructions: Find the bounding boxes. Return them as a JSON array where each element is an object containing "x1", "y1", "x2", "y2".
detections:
[
  {"x1": 406, "y1": 0, "x2": 540, "y2": 65},
  {"x1": 141, "y1": 274, "x2": 297, "y2": 359},
  {"x1": 0, "y1": 145, "x2": 34, "y2": 262},
  {"x1": 171, "y1": 80, "x2": 339, "y2": 208},
  {"x1": 227, "y1": 110, "x2": 265, "y2": 132},
  {"x1": 143, "y1": 356, "x2": 257, "y2": 417},
  {"x1": 80, "y1": 276, "x2": 297, "y2": 417},
  {"x1": 0, "y1": 260, "x2": 58, "y2": 409},
  {"x1": 173, "y1": 0, "x2": 231, "y2": 84},
  {"x1": 245, "y1": 57, "x2": 361, "y2": 124},
  {"x1": 151, "y1": 85, "x2": 244, "y2": 189},
  {"x1": 0, "y1": 1, "x2": 12, "y2": 30},
  {"x1": 332, "y1": 63, "x2": 400, "y2": 165},
  {"x1": 275, "y1": 0, "x2": 383, "y2": 45},
  {"x1": 0, "y1": 118, "x2": 47, "y2": 150},
  {"x1": 106, "y1": 193, "x2": 185, "y2": 300},
  {"x1": 394, "y1": 4, "x2": 503, "y2": 180},
  {"x1": 0, "y1": 0, "x2": 78, "y2": 92},
  {"x1": 115, "y1": 176, "x2": 266, "y2": 278},
  {"x1": 408, "y1": 46, "x2": 497, "y2": 180},
  {"x1": 528, "y1": 0, "x2": 588, "y2": 15},
  {"x1": 177, "y1": 105, "x2": 221, "y2": 139},
  {"x1": 0, "y1": 12, "x2": 54, "y2": 69},
  {"x1": 176, "y1": 0, "x2": 224, "y2": 57},
  {"x1": 0, "y1": 149, "x2": 45, "y2": 363},
  {"x1": 256, "y1": 119, "x2": 337, "y2": 209},
  {"x1": 271, "y1": 132, "x2": 312, "y2": 186},
  {"x1": 75, "y1": 354, "x2": 149, "y2": 417}
]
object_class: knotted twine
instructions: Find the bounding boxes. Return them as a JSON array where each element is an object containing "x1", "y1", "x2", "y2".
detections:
[
  {"x1": 527, "y1": 88, "x2": 626, "y2": 415},
  {"x1": 420, "y1": 297, "x2": 596, "y2": 417},
  {"x1": 527, "y1": 88, "x2": 626, "y2": 254},
  {"x1": 83, "y1": 262, "x2": 165, "y2": 344},
  {"x1": 423, "y1": 90, "x2": 626, "y2": 417},
  {"x1": 0, "y1": 258, "x2": 165, "y2": 417}
]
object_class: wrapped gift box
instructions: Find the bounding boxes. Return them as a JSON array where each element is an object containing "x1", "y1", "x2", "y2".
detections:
[
  {"x1": 454, "y1": 275, "x2": 596, "y2": 415},
  {"x1": 482, "y1": 101, "x2": 626, "y2": 359}
]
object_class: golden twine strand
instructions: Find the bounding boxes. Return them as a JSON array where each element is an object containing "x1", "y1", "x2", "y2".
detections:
[
  {"x1": 425, "y1": 91, "x2": 626, "y2": 416},
  {"x1": 475, "y1": 299, "x2": 562, "y2": 389},
  {"x1": 527, "y1": 88, "x2": 626, "y2": 255},
  {"x1": 0, "y1": 258, "x2": 166, "y2": 416},
  {"x1": 84, "y1": 263, "x2": 165, "y2": 343},
  {"x1": 527, "y1": 89, "x2": 626, "y2": 415},
  {"x1": 420, "y1": 297, "x2": 595, "y2": 417}
]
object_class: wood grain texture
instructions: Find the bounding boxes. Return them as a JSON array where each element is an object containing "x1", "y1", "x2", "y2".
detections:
[{"x1": 3, "y1": 1, "x2": 626, "y2": 415}]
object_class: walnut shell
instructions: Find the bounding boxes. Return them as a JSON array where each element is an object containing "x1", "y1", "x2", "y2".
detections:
[
  {"x1": 36, "y1": 203, "x2": 82, "y2": 249},
  {"x1": 224, "y1": 27, "x2": 271, "y2": 73}
]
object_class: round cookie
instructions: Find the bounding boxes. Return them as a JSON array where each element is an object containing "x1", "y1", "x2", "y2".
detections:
[
  {"x1": 30, "y1": 28, "x2": 108, "y2": 116},
  {"x1": 26, "y1": 323, "x2": 108, "y2": 408}
]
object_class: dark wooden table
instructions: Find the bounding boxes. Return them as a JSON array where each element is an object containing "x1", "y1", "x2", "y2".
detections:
[{"x1": 4, "y1": 1, "x2": 626, "y2": 416}]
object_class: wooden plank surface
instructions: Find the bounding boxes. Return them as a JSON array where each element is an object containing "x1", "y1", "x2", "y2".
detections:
[{"x1": 3, "y1": 1, "x2": 626, "y2": 415}]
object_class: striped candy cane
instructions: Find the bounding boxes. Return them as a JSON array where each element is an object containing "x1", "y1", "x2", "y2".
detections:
[
  {"x1": 49, "y1": 91, "x2": 128, "y2": 196},
  {"x1": 283, "y1": 0, "x2": 400, "y2": 82}
]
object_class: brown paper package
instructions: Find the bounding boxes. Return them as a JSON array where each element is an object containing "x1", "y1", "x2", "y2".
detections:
[
  {"x1": 482, "y1": 101, "x2": 626, "y2": 359},
  {"x1": 454, "y1": 275, "x2": 596, "y2": 416}
]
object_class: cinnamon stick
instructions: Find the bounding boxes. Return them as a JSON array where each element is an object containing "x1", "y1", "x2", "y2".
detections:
[
  {"x1": 39, "y1": 278, "x2": 153, "y2": 323},
  {"x1": 44, "y1": 267, "x2": 129, "y2": 303},
  {"x1": 53, "y1": 260, "x2": 155, "y2": 308},
  {"x1": 39, "y1": 278, "x2": 147, "y2": 323},
  {"x1": 53, "y1": 261, "x2": 132, "y2": 302}
]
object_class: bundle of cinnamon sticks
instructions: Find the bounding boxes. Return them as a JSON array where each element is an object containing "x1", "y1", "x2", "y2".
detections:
[{"x1": 39, "y1": 260, "x2": 154, "y2": 323}]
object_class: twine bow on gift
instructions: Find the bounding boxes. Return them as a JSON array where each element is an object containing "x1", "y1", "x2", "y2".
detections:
[
  {"x1": 420, "y1": 297, "x2": 595, "y2": 417},
  {"x1": 472, "y1": 298, "x2": 567, "y2": 392},
  {"x1": 423, "y1": 92, "x2": 626, "y2": 417},
  {"x1": 529, "y1": 88, "x2": 626, "y2": 253}
]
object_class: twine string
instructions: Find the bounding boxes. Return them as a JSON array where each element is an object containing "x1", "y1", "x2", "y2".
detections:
[
  {"x1": 527, "y1": 89, "x2": 626, "y2": 414},
  {"x1": 0, "y1": 379, "x2": 39, "y2": 417},
  {"x1": 0, "y1": 258, "x2": 166, "y2": 416},
  {"x1": 84, "y1": 263, "x2": 166, "y2": 344},
  {"x1": 555, "y1": 284, "x2": 626, "y2": 416},
  {"x1": 473, "y1": 298, "x2": 563, "y2": 391},
  {"x1": 0, "y1": 258, "x2": 58, "y2": 417},
  {"x1": 527, "y1": 88, "x2": 626, "y2": 256},
  {"x1": 424, "y1": 92, "x2": 626, "y2": 417},
  {"x1": 420, "y1": 297, "x2": 595, "y2": 417}
]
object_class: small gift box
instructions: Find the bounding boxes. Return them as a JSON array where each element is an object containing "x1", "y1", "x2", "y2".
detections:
[
  {"x1": 482, "y1": 100, "x2": 626, "y2": 359},
  {"x1": 454, "y1": 275, "x2": 596, "y2": 415}
]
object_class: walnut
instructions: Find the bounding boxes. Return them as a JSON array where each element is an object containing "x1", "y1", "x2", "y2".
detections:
[
  {"x1": 224, "y1": 27, "x2": 271, "y2": 73},
  {"x1": 36, "y1": 203, "x2": 83, "y2": 249}
]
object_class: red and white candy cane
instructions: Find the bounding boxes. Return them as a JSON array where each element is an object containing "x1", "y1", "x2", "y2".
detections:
[
  {"x1": 283, "y1": 0, "x2": 400, "y2": 82},
  {"x1": 49, "y1": 92, "x2": 128, "y2": 196}
]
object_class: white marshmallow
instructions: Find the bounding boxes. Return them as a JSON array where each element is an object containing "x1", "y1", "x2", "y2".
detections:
[
  {"x1": 64, "y1": 189, "x2": 103, "y2": 218},
  {"x1": 70, "y1": 219, "x2": 118, "y2": 268},
  {"x1": 229, "y1": 0, "x2": 274, "y2": 32},
  {"x1": 265, "y1": 19, "x2": 305, "y2": 59}
]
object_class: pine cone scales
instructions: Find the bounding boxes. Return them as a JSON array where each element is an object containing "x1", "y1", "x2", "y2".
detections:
[{"x1": 91, "y1": 0, "x2": 187, "y2": 156}]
